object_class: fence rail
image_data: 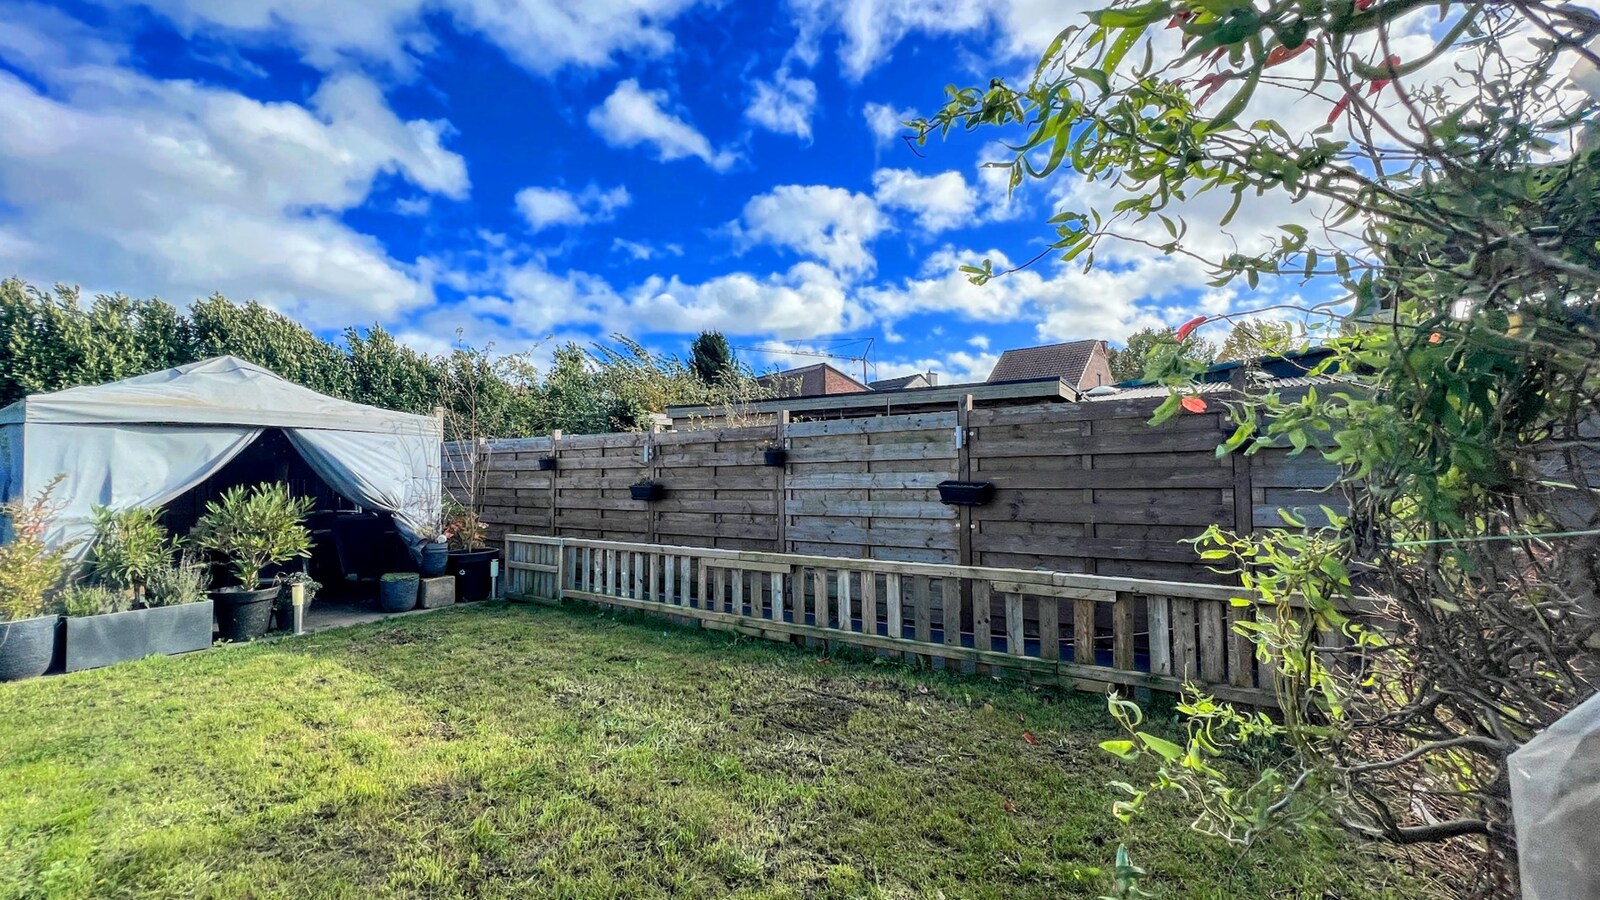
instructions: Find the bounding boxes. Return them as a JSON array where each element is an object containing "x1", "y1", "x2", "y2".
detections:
[{"x1": 505, "y1": 533, "x2": 1288, "y2": 707}]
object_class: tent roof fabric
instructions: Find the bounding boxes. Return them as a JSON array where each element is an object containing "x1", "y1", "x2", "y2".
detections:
[{"x1": 0, "y1": 356, "x2": 439, "y2": 435}]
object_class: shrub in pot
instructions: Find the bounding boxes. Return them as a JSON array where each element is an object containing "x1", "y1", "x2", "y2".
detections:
[
  {"x1": 378, "y1": 572, "x2": 419, "y2": 613},
  {"x1": 87, "y1": 505, "x2": 170, "y2": 603},
  {"x1": 192, "y1": 483, "x2": 312, "y2": 642},
  {"x1": 444, "y1": 502, "x2": 498, "y2": 602},
  {"x1": 0, "y1": 476, "x2": 73, "y2": 681}
]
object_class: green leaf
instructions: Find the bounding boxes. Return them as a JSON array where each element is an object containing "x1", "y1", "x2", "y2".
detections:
[
  {"x1": 1137, "y1": 732, "x2": 1185, "y2": 762},
  {"x1": 1099, "y1": 739, "x2": 1139, "y2": 760}
]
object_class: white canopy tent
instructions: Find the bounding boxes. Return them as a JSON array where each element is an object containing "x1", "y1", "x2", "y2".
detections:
[{"x1": 0, "y1": 356, "x2": 442, "y2": 557}]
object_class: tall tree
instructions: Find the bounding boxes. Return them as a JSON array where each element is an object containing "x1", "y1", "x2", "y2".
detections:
[
  {"x1": 1215, "y1": 319, "x2": 1298, "y2": 363},
  {"x1": 916, "y1": 3, "x2": 1600, "y2": 892},
  {"x1": 688, "y1": 330, "x2": 736, "y2": 385},
  {"x1": 1108, "y1": 326, "x2": 1216, "y2": 382}
]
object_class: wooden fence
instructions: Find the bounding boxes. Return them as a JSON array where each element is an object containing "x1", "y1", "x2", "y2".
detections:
[
  {"x1": 455, "y1": 390, "x2": 1338, "y2": 584},
  {"x1": 503, "y1": 533, "x2": 1284, "y2": 706}
]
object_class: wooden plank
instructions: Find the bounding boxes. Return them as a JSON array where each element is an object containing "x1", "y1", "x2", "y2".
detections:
[
  {"x1": 1227, "y1": 603, "x2": 1253, "y2": 687},
  {"x1": 1074, "y1": 598, "x2": 1095, "y2": 666},
  {"x1": 1038, "y1": 595, "x2": 1060, "y2": 661},
  {"x1": 972, "y1": 580, "x2": 992, "y2": 652},
  {"x1": 1172, "y1": 599, "x2": 1198, "y2": 680},
  {"x1": 730, "y1": 568, "x2": 745, "y2": 616},
  {"x1": 785, "y1": 411, "x2": 957, "y2": 437},
  {"x1": 1148, "y1": 596, "x2": 1172, "y2": 676},
  {"x1": 859, "y1": 571, "x2": 877, "y2": 635},
  {"x1": 989, "y1": 580, "x2": 1117, "y2": 603},
  {"x1": 1112, "y1": 595, "x2": 1136, "y2": 671},
  {"x1": 942, "y1": 576, "x2": 961, "y2": 648},
  {"x1": 1199, "y1": 600, "x2": 1227, "y2": 683},
  {"x1": 772, "y1": 571, "x2": 786, "y2": 623},
  {"x1": 838, "y1": 570, "x2": 853, "y2": 632},
  {"x1": 912, "y1": 576, "x2": 932, "y2": 645},
  {"x1": 785, "y1": 499, "x2": 955, "y2": 519},
  {"x1": 647, "y1": 552, "x2": 659, "y2": 603},
  {"x1": 785, "y1": 471, "x2": 948, "y2": 490},
  {"x1": 811, "y1": 567, "x2": 827, "y2": 628},
  {"x1": 1004, "y1": 593, "x2": 1024, "y2": 656},
  {"x1": 885, "y1": 573, "x2": 903, "y2": 639}
]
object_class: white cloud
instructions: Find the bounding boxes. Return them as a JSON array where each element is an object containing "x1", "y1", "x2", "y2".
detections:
[
  {"x1": 874, "y1": 349, "x2": 998, "y2": 385},
  {"x1": 731, "y1": 184, "x2": 888, "y2": 275},
  {"x1": 442, "y1": 250, "x2": 863, "y2": 342},
  {"x1": 588, "y1": 79, "x2": 737, "y2": 171},
  {"x1": 611, "y1": 238, "x2": 683, "y2": 261},
  {"x1": 968, "y1": 334, "x2": 989, "y2": 349},
  {"x1": 514, "y1": 183, "x2": 630, "y2": 232},
  {"x1": 0, "y1": 33, "x2": 468, "y2": 327},
  {"x1": 394, "y1": 196, "x2": 431, "y2": 216},
  {"x1": 747, "y1": 68, "x2": 818, "y2": 140},
  {"x1": 872, "y1": 168, "x2": 978, "y2": 232},
  {"x1": 108, "y1": 0, "x2": 700, "y2": 76},
  {"x1": 863, "y1": 101, "x2": 915, "y2": 147}
]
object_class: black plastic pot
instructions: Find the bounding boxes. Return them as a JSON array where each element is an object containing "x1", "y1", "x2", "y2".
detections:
[
  {"x1": 419, "y1": 539, "x2": 449, "y2": 576},
  {"x1": 0, "y1": 615, "x2": 61, "y2": 682},
  {"x1": 630, "y1": 482, "x2": 664, "y2": 501},
  {"x1": 762, "y1": 447, "x2": 787, "y2": 467},
  {"x1": 936, "y1": 480, "x2": 996, "y2": 507},
  {"x1": 379, "y1": 575, "x2": 419, "y2": 613},
  {"x1": 537, "y1": 456, "x2": 558, "y2": 471},
  {"x1": 213, "y1": 586, "x2": 278, "y2": 642},
  {"x1": 449, "y1": 548, "x2": 500, "y2": 602},
  {"x1": 65, "y1": 602, "x2": 214, "y2": 673}
]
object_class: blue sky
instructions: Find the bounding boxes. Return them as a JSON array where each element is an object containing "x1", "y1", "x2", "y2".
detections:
[{"x1": 0, "y1": 0, "x2": 1314, "y2": 383}]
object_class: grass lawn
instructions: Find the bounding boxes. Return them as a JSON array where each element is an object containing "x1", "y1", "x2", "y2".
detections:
[{"x1": 0, "y1": 602, "x2": 1433, "y2": 899}]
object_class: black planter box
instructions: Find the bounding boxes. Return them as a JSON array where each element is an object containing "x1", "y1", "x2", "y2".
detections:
[
  {"x1": 936, "y1": 480, "x2": 996, "y2": 507},
  {"x1": 762, "y1": 447, "x2": 787, "y2": 467},
  {"x1": 630, "y1": 482, "x2": 664, "y2": 501},
  {"x1": 537, "y1": 456, "x2": 558, "y2": 471},
  {"x1": 448, "y1": 548, "x2": 500, "y2": 602},
  {"x1": 65, "y1": 601, "x2": 214, "y2": 673},
  {"x1": 0, "y1": 615, "x2": 61, "y2": 682}
]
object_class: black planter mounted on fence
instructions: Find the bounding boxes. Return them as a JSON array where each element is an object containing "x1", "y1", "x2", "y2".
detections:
[
  {"x1": 762, "y1": 447, "x2": 787, "y2": 467},
  {"x1": 630, "y1": 481, "x2": 664, "y2": 502},
  {"x1": 936, "y1": 480, "x2": 995, "y2": 507},
  {"x1": 537, "y1": 456, "x2": 558, "y2": 471}
]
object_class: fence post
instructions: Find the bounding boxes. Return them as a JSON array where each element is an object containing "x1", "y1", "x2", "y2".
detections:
[
  {"x1": 549, "y1": 429, "x2": 561, "y2": 537},
  {"x1": 775, "y1": 410, "x2": 789, "y2": 553}
]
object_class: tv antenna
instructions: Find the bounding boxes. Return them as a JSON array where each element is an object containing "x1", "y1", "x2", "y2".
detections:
[{"x1": 733, "y1": 338, "x2": 876, "y2": 383}]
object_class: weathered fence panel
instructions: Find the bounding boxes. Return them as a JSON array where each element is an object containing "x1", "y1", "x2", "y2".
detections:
[
  {"x1": 507, "y1": 533, "x2": 1284, "y2": 707},
  {"x1": 453, "y1": 392, "x2": 1343, "y2": 583}
]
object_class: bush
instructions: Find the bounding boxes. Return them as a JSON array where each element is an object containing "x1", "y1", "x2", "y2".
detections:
[
  {"x1": 143, "y1": 555, "x2": 210, "y2": 607},
  {"x1": 88, "y1": 505, "x2": 173, "y2": 594},
  {"x1": 60, "y1": 584, "x2": 132, "y2": 617},
  {"x1": 0, "y1": 475, "x2": 76, "y2": 622},
  {"x1": 191, "y1": 483, "x2": 312, "y2": 590}
]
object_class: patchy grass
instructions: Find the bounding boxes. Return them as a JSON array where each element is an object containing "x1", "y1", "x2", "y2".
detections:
[{"x1": 0, "y1": 602, "x2": 1432, "y2": 899}]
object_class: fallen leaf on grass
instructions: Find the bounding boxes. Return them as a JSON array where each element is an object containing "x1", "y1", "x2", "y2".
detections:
[
  {"x1": 1003, "y1": 800, "x2": 1019, "y2": 814},
  {"x1": 1023, "y1": 732, "x2": 1038, "y2": 745}
]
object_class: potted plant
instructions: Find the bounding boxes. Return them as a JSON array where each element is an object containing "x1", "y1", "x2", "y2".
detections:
[
  {"x1": 0, "y1": 476, "x2": 73, "y2": 682},
  {"x1": 443, "y1": 500, "x2": 498, "y2": 602},
  {"x1": 274, "y1": 572, "x2": 320, "y2": 631},
  {"x1": 629, "y1": 479, "x2": 664, "y2": 501},
  {"x1": 936, "y1": 480, "x2": 996, "y2": 507},
  {"x1": 192, "y1": 483, "x2": 312, "y2": 642},
  {"x1": 64, "y1": 511, "x2": 214, "y2": 672},
  {"x1": 378, "y1": 572, "x2": 419, "y2": 613},
  {"x1": 759, "y1": 441, "x2": 787, "y2": 467}
]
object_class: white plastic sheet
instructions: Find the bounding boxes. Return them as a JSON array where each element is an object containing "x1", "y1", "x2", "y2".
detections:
[{"x1": 1510, "y1": 690, "x2": 1600, "y2": 899}]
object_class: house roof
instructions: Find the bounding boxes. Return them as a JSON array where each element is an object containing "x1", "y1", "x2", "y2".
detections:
[
  {"x1": 986, "y1": 340, "x2": 1104, "y2": 384},
  {"x1": 868, "y1": 373, "x2": 930, "y2": 391},
  {"x1": 754, "y1": 362, "x2": 871, "y2": 398}
]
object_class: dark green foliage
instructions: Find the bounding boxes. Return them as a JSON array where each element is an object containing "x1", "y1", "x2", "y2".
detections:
[
  {"x1": 1108, "y1": 327, "x2": 1215, "y2": 383},
  {"x1": 688, "y1": 330, "x2": 735, "y2": 384},
  {"x1": 0, "y1": 279, "x2": 770, "y2": 436}
]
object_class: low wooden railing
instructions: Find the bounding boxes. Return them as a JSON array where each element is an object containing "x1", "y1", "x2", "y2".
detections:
[{"x1": 505, "y1": 534, "x2": 1285, "y2": 706}]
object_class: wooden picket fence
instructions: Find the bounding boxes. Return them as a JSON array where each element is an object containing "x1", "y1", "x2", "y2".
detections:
[{"x1": 504, "y1": 533, "x2": 1289, "y2": 707}]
